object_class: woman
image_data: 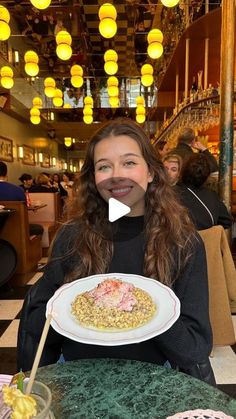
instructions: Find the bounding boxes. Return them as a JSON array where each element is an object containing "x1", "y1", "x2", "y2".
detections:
[
  {"x1": 175, "y1": 154, "x2": 232, "y2": 230},
  {"x1": 163, "y1": 154, "x2": 182, "y2": 186},
  {"x1": 30, "y1": 173, "x2": 58, "y2": 193},
  {"x1": 156, "y1": 140, "x2": 169, "y2": 160},
  {"x1": 19, "y1": 119, "x2": 214, "y2": 383},
  {"x1": 60, "y1": 172, "x2": 74, "y2": 199}
]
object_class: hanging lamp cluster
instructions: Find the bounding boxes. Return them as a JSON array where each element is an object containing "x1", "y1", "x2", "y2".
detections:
[
  {"x1": 104, "y1": 49, "x2": 118, "y2": 76},
  {"x1": 0, "y1": 66, "x2": 14, "y2": 89},
  {"x1": 70, "y1": 65, "x2": 84, "y2": 88},
  {"x1": 136, "y1": 96, "x2": 145, "y2": 124},
  {"x1": 141, "y1": 64, "x2": 154, "y2": 87},
  {"x1": 30, "y1": 107, "x2": 41, "y2": 125},
  {"x1": 83, "y1": 96, "x2": 93, "y2": 124},
  {"x1": 0, "y1": 5, "x2": 11, "y2": 41},
  {"x1": 147, "y1": 29, "x2": 164, "y2": 60},
  {"x1": 32, "y1": 97, "x2": 42, "y2": 109},
  {"x1": 98, "y1": 3, "x2": 117, "y2": 39},
  {"x1": 107, "y1": 76, "x2": 119, "y2": 108},
  {"x1": 44, "y1": 77, "x2": 56, "y2": 98},
  {"x1": 56, "y1": 30, "x2": 72, "y2": 61},
  {"x1": 24, "y1": 50, "x2": 39, "y2": 77},
  {"x1": 53, "y1": 88, "x2": 63, "y2": 107}
]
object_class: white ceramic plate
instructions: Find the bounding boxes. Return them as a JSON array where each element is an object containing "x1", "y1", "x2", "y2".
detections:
[{"x1": 46, "y1": 273, "x2": 180, "y2": 346}]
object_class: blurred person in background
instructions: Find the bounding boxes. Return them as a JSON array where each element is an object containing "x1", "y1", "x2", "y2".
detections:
[
  {"x1": 163, "y1": 154, "x2": 182, "y2": 186},
  {"x1": 30, "y1": 173, "x2": 58, "y2": 193},
  {"x1": 156, "y1": 140, "x2": 170, "y2": 161},
  {"x1": 18, "y1": 173, "x2": 33, "y2": 191}
]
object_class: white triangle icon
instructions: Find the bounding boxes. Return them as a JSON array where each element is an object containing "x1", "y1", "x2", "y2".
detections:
[{"x1": 108, "y1": 198, "x2": 130, "y2": 222}]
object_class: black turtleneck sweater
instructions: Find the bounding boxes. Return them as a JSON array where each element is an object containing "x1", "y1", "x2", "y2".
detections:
[{"x1": 24, "y1": 217, "x2": 212, "y2": 369}]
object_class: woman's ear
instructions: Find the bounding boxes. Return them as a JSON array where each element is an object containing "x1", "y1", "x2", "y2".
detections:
[{"x1": 148, "y1": 168, "x2": 154, "y2": 183}]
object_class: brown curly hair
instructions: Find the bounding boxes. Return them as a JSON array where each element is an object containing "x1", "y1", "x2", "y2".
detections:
[{"x1": 60, "y1": 118, "x2": 196, "y2": 287}]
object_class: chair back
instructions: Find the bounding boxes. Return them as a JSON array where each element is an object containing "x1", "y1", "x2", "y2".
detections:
[{"x1": 198, "y1": 225, "x2": 236, "y2": 345}]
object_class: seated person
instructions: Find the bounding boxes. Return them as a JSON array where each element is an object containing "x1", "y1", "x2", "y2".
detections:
[
  {"x1": 0, "y1": 161, "x2": 43, "y2": 236},
  {"x1": 30, "y1": 173, "x2": 58, "y2": 193},
  {"x1": 175, "y1": 154, "x2": 232, "y2": 230},
  {"x1": 19, "y1": 173, "x2": 33, "y2": 191},
  {"x1": 163, "y1": 154, "x2": 182, "y2": 186},
  {"x1": 156, "y1": 140, "x2": 169, "y2": 160},
  {"x1": 19, "y1": 119, "x2": 215, "y2": 385}
]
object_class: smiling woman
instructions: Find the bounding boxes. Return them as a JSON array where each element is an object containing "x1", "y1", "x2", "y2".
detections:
[{"x1": 19, "y1": 118, "x2": 215, "y2": 386}]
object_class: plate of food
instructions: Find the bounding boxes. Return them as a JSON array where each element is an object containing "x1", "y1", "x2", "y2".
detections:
[{"x1": 46, "y1": 273, "x2": 180, "y2": 346}]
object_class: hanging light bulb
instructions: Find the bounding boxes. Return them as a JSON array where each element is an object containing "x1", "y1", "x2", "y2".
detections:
[
  {"x1": 0, "y1": 6, "x2": 11, "y2": 41},
  {"x1": 141, "y1": 63, "x2": 154, "y2": 87},
  {"x1": 147, "y1": 29, "x2": 163, "y2": 45},
  {"x1": 136, "y1": 96, "x2": 144, "y2": 106},
  {"x1": 104, "y1": 49, "x2": 118, "y2": 62},
  {"x1": 107, "y1": 76, "x2": 119, "y2": 87},
  {"x1": 70, "y1": 64, "x2": 83, "y2": 88},
  {"x1": 0, "y1": 66, "x2": 14, "y2": 89},
  {"x1": 136, "y1": 114, "x2": 146, "y2": 124},
  {"x1": 147, "y1": 42, "x2": 163, "y2": 60},
  {"x1": 30, "y1": 107, "x2": 40, "y2": 117},
  {"x1": 84, "y1": 96, "x2": 94, "y2": 108},
  {"x1": 30, "y1": 116, "x2": 41, "y2": 124},
  {"x1": 109, "y1": 96, "x2": 119, "y2": 108},
  {"x1": 83, "y1": 107, "x2": 93, "y2": 116},
  {"x1": 32, "y1": 97, "x2": 42, "y2": 108},
  {"x1": 136, "y1": 105, "x2": 145, "y2": 116},
  {"x1": 64, "y1": 137, "x2": 72, "y2": 147},
  {"x1": 160, "y1": 0, "x2": 180, "y2": 7},
  {"x1": 98, "y1": 3, "x2": 117, "y2": 39},
  {"x1": 63, "y1": 103, "x2": 72, "y2": 108},
  {"x1": 53, "y1": 89, "x2": 63, "y2": 107},
  {"x1": 83, "y1": 115, "x2": 93, "y2": 124},
  {"x1": 44, "y1": 77, "x2": 56, "y2": 97},
  {"x1": 56, "y1": 30, "x2": 72, "y2": 60},
  {"x1": 104, "y1": 49, "x2": 118, "y2": 75},
  {"x1": 108, "y1": 85, "x2": 119, "y2": 97},
  {"x1": 30, "y1": 0, "x2": 51, "y2": 10},
  {"x1": 24, "y1": 50, "x2": 39, "y2": 77}
]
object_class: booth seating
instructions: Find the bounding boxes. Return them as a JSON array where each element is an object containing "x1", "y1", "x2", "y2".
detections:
[
  {"x1": 0, "y1": 201, "x2": 42, "y2": 286},
  {"x1": 28, "y1": 192, "x2": 62, "y2": 255},
  {"x1": 198, "y1": 225, "x2": 236, "y2": 346}
]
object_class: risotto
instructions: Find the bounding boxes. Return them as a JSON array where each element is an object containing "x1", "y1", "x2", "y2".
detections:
[{"x1": 71, "y1": 278, "x2": 156, "y2": 330}]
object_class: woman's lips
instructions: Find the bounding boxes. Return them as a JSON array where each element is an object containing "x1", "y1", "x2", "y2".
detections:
[{"x1": 108, "y1": 186, "x2": 132, "y2": 198}]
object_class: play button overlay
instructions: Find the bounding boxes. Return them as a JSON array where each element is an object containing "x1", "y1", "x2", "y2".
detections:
[{"x1": 109, "y1": 198, "x2": 130, "y2": 222}]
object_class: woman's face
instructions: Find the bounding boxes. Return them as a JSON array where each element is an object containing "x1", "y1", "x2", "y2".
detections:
[
  {"x1": 163, "y1": 160, "x2": 180, "y2": 185},
  {"x1": 94, "y1": 135, "x2": 153, "y2": 216}
]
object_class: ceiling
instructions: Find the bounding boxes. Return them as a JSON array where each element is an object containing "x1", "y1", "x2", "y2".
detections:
[{"x1": 0, "y1": 0, "x2": 163, "y2": 144}]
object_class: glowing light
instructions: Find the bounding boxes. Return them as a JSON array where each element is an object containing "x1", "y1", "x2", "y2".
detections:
[
  {"x1": 30, "y1": 107, "x2": 40, "y2": 117},
  {"x1": 30, "y1": 0, "x2": 51, "y2": 9},
  {"x1": 99, "y1": 18, "x2": 117, "y2": 39},
  {"x1": 136, "y1": 96, "x2": 144, "y2": 106},
  {"x1": 0, "y1": 66, "x2": 14, "y2": 89},
  {"x1": 70, "y1": 65, "x2": 83, "y2": 76},
  {"x1": 136, "y1": 114, "x2": 146, "y2": 124},
  {"x1": 44, "y1": 77, "x2": 56, "y2": 98},
  {"x1": 64, "y1": 137, "x2": 72, "y2": 147},
  {"x1": 147, "y1": 42, "x2": 163, "y2": 59},
  {"x1": 108, "y1": 85, "x2": 119, "y2": 97},
  {"x1": 24, "y1": 50, "x2": 39, "y2": 76},
  {"x1": 83, "y1": 107, "x2": 93, "y2": 116},
  {"x1": 84, "y1": 97, "x2": 94, "y2": 107},
  {"x1": 53, "y1": 89, "x2": 63, "y2": 107},
  {"x1": 83, "y1": 115, "x2": 93, "y2": 124},
  {"x1": 147, "y1": 29, "x2": 163, "y2": 44},
  {"x1": 30, "y1": 116, "x2": 41, "y2": 125},
  {"x1": 71, "y1": 75, "x2": 83, "y2": 88},
  {"x1": 0, "y1": 6, "x2": 10, "y2": 41},
  {"x1": 56, "y1": 31, "x2": 72, "y2": 60},
  {"x1": 136, "y1": 105, "x2": 145, "y2": 116},
  {"x1": 109, "y1": 96, "x2": 119, "y2": 108},
  {"x1": 104, "y1": 49, "x2": 118, "y2": 62},
  {"x1": 160, "y1": 0, "x2": 180, "y2": 7},
  {"x1": 104, "y1": 61, "x2": 118, "y2": 75},
  {"x1": 33, "y1": 97, "x2": 42, "y2": 108},
  {"x1": 98, "y1": 3, "x2": 117, "y2": 20},
  {"x1": 107, "y1": 76, "x2": 119, "y2": 87},
  {"x1": 141, "y1": 63, "x2": 154, "y2": 87}
]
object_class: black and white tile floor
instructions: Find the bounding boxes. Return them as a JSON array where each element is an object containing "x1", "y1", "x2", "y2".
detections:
[{"x1": 0, "y1": 257, "x2": 235, "y2": 399}]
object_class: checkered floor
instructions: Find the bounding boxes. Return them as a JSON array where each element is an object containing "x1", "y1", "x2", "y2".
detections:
[{"x1": 0, "y1": 257, "x2": 236, "y2": 400}]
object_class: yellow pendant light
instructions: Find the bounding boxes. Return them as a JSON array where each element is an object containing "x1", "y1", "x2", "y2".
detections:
[
  {"x1": 30, "y1": 0, "x2": 51, "y2": 10},
  {"x1": 147, "y1": 29, "x2": 163, "y2": 45},
  {"x1": 108, "y1": 85, "x2": 119, "y2": 97},
  {"x1": 136, "y1": 114, "x2": 146, "y2": 124},
  {"x1": 104, "y1": 49, "x2": 118, "y2": 63},
  {"x1": 70, "y1": 64, "x2": 83, "y2": 88},
  {"x1": 44, "y1": 77, "x2": 56, "y2": 97},
  {"x1": 64, "y1": 137, "x2": 72, "y2": 147},
  {"x1": 56, "y1": 31, "x2": 72, "y2": 61},
  {"x1": 136, "y1": 105, "x2": 145, "y2": 116},
  {"x1": 63, "y1": 103, "x2": 72, "y2": 108},
  {"x1": 24, "y1": 50, "x2": 39, "y2": 77},
  {"x1": 30, "y1": 116, "x2": 41, "y2": 124},
  {"x1": 83, "y1": 107, "x2": 93, "y2": 117},
  {"x1": 104, "y1": 61, "x2": 118, "y2": 76},
  {"x1": 83, "y1": 115, "x2": 93, "y2": 124},
  {"x1": 160, "y1": 0, "x2": 180, "y2": 7},
  {"x1": 53, "y1": 89, "x2": 63, "y2": 107},
  {"x1": 107, "y1": 76, "x2": 119, "y2": 87},
  {"x1": 147, "y1": 42, "x2": 163, "y2": 60},
  {"x1": 98, "y1": 3, "x2": 117, "y2": 39},
  {"x1": 84, "y1": 96, "x2": 94, "y2": 108},
  {"x1": 32, "y1": 97, "x2": 42, "y2": 108},
  {"x1": 30, "y1": 107, "x2": 40, "y2": 117},
  {"x1": 109, "y1": 96, "x2": 119, "y2": 108},
  {"x1": 0, "y1": 6, "x2": 11, "y2": 41},
  {"x1": 136, "y1": 96, "x2": 144, "y2": 106},
  {"x1": 141, "y1": 63, "x2": 154, "y2": 87},
  {"x1": 0, "y1": 66, "x2": 14, "y2": 89}
]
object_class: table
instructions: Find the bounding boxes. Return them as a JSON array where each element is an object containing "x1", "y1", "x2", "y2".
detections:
[
  {"x1": 0, "y1": 208, "x2": 16, "y2": 230},
  {"x1": 27, "y1": 204, "x2": 47, "y2": 211},
  {"x1": 35, "y1": 359, "x2": 236, "y2": 419}
]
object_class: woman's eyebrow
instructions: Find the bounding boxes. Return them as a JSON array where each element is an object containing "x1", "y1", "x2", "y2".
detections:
[{"x1": 94, "y1": 158, "x2": 110, "y2": 166}]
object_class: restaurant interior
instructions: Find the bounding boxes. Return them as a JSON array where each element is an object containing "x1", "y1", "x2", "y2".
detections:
[{"x1": 0, "y1": 0, "x2": 236, "y2": 416}]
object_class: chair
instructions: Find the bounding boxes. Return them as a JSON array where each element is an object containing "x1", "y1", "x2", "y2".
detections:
[
  {"x1": 0, "y1": 201, "x2": 42, "y2": 286},
  {"x1": 28, "y1": 192, "x2": 62, "y2": 254},
  {"x1": 198, "y1": 225, "x2": 236, "y2": 346}
]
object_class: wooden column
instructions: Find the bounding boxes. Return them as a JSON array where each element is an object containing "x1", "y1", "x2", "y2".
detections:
[
  {"x1": 204, "y1": 38, "x2": 209, "y2": 90},
  {"x1": 218, "y1": 0, "x2": 235, "y2": 217},
  {"x1": 205, "y1": 0, "x2": 209, "y2": 14},
  {"x1": 184, "y1": 39, "x2": 190, "y2": 101},
  {"x1": 175, "y1": 72, "x2": 179, "y2": 109}
]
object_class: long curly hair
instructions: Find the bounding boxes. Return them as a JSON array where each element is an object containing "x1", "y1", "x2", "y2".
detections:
[{"x1": 62, "y1": 118, "x2": 196, "y2": 287}]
